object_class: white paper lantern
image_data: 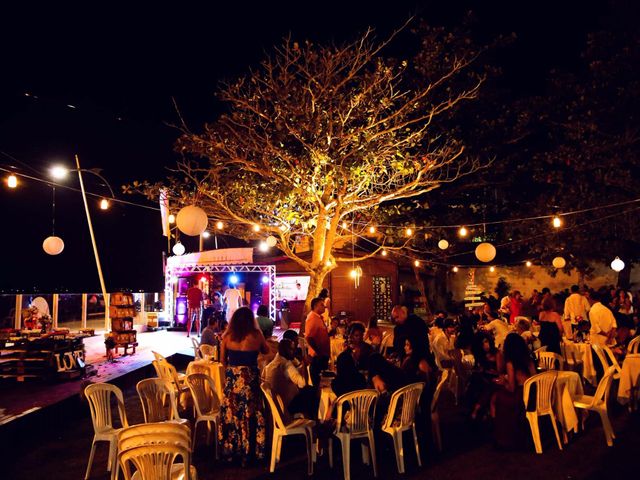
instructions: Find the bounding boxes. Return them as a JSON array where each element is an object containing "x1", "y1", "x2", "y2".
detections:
[
  {"x1": 172, "y1": 242, "x2": 185, "y2": 256},
  {"x1": 438, "y1": 239, "x2": 449, "y2": 250},
  {"x1": 43, "y1": 236, "x2": 64, "y2": 255},
  {"x1": 552, "y1": 256, "x2": 566, "y2": 269},
  {"x1": 611, "y1": 256, "x2": 625, "y2": 272},
  {"x1": 475, "y1": 242, "x2": 496, "y2": 263},
  {"x1": 176, "y1": 205, "x2": 208, "y2": 236},
  {"x1": 266, "y1": 235, "x2": 278, "y2": 247}
]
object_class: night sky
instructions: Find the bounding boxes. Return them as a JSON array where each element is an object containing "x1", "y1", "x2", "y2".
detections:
[{"x1": 0, "y1": 0, "x2": 622, "y2": 292}]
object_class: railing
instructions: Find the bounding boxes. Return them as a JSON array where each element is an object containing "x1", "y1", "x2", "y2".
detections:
[{"x1": 0, "y1": 292, "x2": 165, "y2": 332}]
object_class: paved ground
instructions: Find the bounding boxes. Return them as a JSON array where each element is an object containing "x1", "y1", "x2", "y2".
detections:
[{"x1": 1, "y1": 360, "x2": 637, "y2": 480}]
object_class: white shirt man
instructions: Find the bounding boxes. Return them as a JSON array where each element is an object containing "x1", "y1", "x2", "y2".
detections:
[
  {"x1": 432, "y1": 320, "x2": 457, "y2": 366},
  {"x1": 589, "y1": 301, "x2": 617, "y2": 346},
  {"x1": 223, "y1": 287, "x2": 243, "y2": 322},
  {"x1": 264, "y1": 345, "x2": 307, "y2": 422},
  {"x1": 485, "y1": 318, "x2": 510, "y2": 349},
  {"x1": 564, "y1": 288, "x2": 591, "y2": 321}
]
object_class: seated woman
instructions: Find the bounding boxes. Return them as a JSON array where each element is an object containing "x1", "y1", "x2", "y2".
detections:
[
  {"x1": 491, "y1": 333, "x2": 536, "y2": 449},
  {"x1": 347, "y1": 322, "x2": 374, "y2": 371},
  {"x1": 331, "y1": 351, "x2": 367, "y2": 397},
  {"x1": 468, "y1": 332, "x2": 501, "y2": 420},
  {"x1": 401, "y1": 335, "x2": 434, "y2": 384}
]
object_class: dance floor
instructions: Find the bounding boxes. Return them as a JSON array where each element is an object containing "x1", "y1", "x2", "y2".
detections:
[{"x1": 0, "y1": 330, "x2": 195, "y2": 425}]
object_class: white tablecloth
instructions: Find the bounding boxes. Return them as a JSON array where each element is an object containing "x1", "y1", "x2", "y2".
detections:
[
  {"x1": 318, "y1": 375, "x2": 337, "y2": 420},
  {"x1": 554, "y1": 371, "x2": 583, "y2": 434},
  {"x1": 617, "y1": 354, "x2": 640, "y2": 405},
  {"x1": 563, "y1": 341, "x2": 597, "y2": 386},
  {"x1": 187, "y1": 360, "x2": 225, "y2": 403}
]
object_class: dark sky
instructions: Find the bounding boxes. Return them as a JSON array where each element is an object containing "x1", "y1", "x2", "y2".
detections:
[{"x1": 0, "y1": 0, "x2": 621, "y2": 292}]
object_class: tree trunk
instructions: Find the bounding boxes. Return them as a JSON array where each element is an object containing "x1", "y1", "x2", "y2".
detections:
[
  {"x1": 412, "y1": 266, "x2": 432, "y2": 320},
  {"x1": 300, "y1": 269, "x2": 329, "y2": 335},
  {"x1": 617, "y1": 263, "x2": 631, "y2": 289}
]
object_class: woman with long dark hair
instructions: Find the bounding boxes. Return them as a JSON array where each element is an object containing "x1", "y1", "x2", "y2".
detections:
[
  {"x1": 538, "y1": 298, "x2": 563, "y2": 354},
  {"x1": 219, "y1": 307, "x2": 269, "y2": 464},
  {"x1": 468, "y1": 332, "x2": 501, "y2": 420}
]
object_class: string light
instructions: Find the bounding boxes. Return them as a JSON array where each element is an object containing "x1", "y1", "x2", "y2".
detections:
[
  {"x1": 349, "y1": 269, "x2": 358, "y2": 278},
  {"x1": 452, "y1": 266, "x2": 459, "y2": 272},
  {"x1": 202, "y1": 231, "x2": 211, "y2": 238},
  {"x1": 7, "y1": 175, "x2": 17, "y2": 188},
  {"x1": 368, "y1": 226, "x2": 376, "y2": 234},
  {"x1": 458, "y1": 226, "x2": 468, "y2": 237},
  {"x1": 381, "y1": 249, "x2": 388, "y2": 257},
  {"x1": 215, "y1": 221, "x2": 224, "y2": 230},
  {"x1": 325, "y1": 260, "x2": 332, "y2": 267},
  {"x1": 50, "y1": 165, "x2": 69, "y2": 179},
  {"x1": 414, "y1": 260, "x2": 420, "y2": 267},
  {"x1": 526, "y1": 261, "x2": 532, "y2": 267},
  {"x1": 279, "y1": 224, "x2": 288, "y2": 232},
  {"x1": 99, "y1": 198, "x2": 109, "y2": 210},
  {"x1": 405, "y1": 227, "x2": 413, "y2": 237},
  {"x1": 489, "y1": 266, "x2": 496, "y2": 272},
  {"x1": 258, "y1": 241, "x2": 269, "y2": 252},
  {"x1": 168, "y1": 214, "x2": 176, "y2": 224},
  {"x1": 342, "y1": 221, "x2": 348, "y2": 229},
  {"x1": 552, "y1": 216, "x2": 562, "y2": 228},
  {"x1": 252, "y1": 224, "x2": 261, "y2": 232}
]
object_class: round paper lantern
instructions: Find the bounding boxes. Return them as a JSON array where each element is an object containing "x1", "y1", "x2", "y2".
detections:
[
  {"x1": 172, "y1": 242, "x2": 185, "y2": 256},
  {"x1": 176, "y1": 205, "x2": 208, "y2": 236},
  {"x1": 611, "y1": 256, "x2": 625, "y2": 272},
  {"x1": 266, "y1": 235, "x2": 278, "y2": 247},
  {"x1": 552, "y1": 256, "x2": 566, "y2": 269},
  {"x1": 475, "y1": 242, "x2": 496, "y2": 263},
  {"x1": 438, "y1": 239, "x2": 449, "y2": 250},
  {"x1": 43, "y1": 236, "x2": 64, "y2": 255}
]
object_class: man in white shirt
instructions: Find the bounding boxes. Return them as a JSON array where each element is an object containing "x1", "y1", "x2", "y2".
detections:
[
  {"x1": 432, "y1": 319, "x2": 457, "y2": 367},
  {"x1": 484, "y1": 317, "x2": 510, "y2": 349},
  {"x1": 588, "y1": 291, "x2": 617, "y2": 346},
  {"x1": 264, "y1": 339, "x2": 317, "y2": 421}
]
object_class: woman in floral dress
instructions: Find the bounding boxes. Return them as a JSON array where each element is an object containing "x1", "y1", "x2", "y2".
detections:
[{"x1": 219, "y1": 307, "x2": 269, "y2": 464}]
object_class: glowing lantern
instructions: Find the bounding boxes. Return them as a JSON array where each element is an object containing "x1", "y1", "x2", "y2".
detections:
[
  {"x1": 489, "y1": 266, "x2": 496, "y2": 272},
  {"x1": 176, "y1": 205, "x2": 208, "y2": 236},
  {"x1": 475, "y1": 242, "x2": 496, "y2": 263},
  {"x1": 168, "y1": 214, "x2": 176, "y2": 224},
  {"x1": 7, "y1": 175, "x2": 18, "y2": 188},
  {"x1": 99, "y1": 198, "x2": 109, "y2": 210},
  {"x1": 611, "y1": 257, "x2": 625, "y2": 272},
  {"x1": 172, "y1": 242, "x2": 185, "y2": 256},
  {"x1": 526, "y1": 261, "x2": 533, "y2": 267},
  {"x1": 43, "y1": 236, "x2": 65, "y2": 255},
  {"x1": 438, "y1": 239, "x2": 449, "y2": 250},
  {"x1": 459, "y1": 226, "x2": 468, "y2": 237},
  {"x1": 452, "y1": 266, "x2": 459, "y2": 272},
  {"x1": 552, "y1": 256, "x2": 566, "y2": 269},
  {"x1": 266, "y1": 235, "x2": 278, "y2": 247}
]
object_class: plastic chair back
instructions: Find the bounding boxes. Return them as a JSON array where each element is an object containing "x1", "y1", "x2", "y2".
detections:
[
  {"x1": 533, "y1": 346, "x2": 547, "y2": 360},
  {"x1": 627, "y1": 336, "x2": 640, "y2": 354},
  {"x1": 198, "y1": 344, "x2": 217, "y2": 361},
  {"x1": 85, "y1": 383, "x2": 128, "y2": 433},
  {"x1": 431, "y1": 369, "x2": 449, "y2": 414},
  {"x1": 380, "y1": 332, "x2": 394, "y2": 357},
  {"x1": 186, "y1": 362, "x2": 210, "y2": 375},
  {"x1": 538, "y1": 352, "x2": 564, "y2": 371},
  {"x1": 136, "y1": 378, "x2": 180, "y2": 423},
  {"x1": 119, "y1": 444, "x2": 191, "y2": 480},
  {"x1": 118, "y1": 422, "x2": 191, "y2": 447},
  {"x1": 523, "y1": 371, "x2": 557, "y2": 415},
  {"x1": 602, "y1": 345, "x2": 623, "y2": 375},
  {"x1": 152, "y1": 351, "x2": 166, "y2": 362},
  {"x1": 261, "y1": 382, "x2": 289, "y2": 430},
  {"x1": 383, "y1": 382, "x2": 424, "y2": 430},
  {"x1": 334, "y1": 389, "x2": 378, "y2": 436},
  {"x1": 186, "y1": 373, "x2": 219, "y2": 417},
  {"x1": 154, "y1": 360, "x2": 183, "y2": 392},
  {"x1": 593, "y1": 366, "x2": 617, "y2": 405},
  {"x1": 191, "y1": 337, "x2": 201, "y2": 359}
]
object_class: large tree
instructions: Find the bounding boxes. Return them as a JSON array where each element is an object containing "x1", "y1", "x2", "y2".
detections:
[{"x1": 138, "y1": 28, "x2": 486, "y2": 315}]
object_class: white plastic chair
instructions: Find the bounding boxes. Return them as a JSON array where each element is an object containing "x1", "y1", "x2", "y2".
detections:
[
  {"x1": 592, "y1": 344, "x2": 622, "y2": 379},
  {"x1": 261, "y1": 382, "x2": 316, "y2": 475},
  {"x1": 430, "y1": 369, "x2": 449, "y2": 452},
  {"x1": 84, "y1": 383, "x2": 129, "y2": 480},
  {"x1": 538, "y1": 352, "x2": 565, "y2": 371},
  {"x1": 573, "y1": 366, "x2": 617, "y2": 446},
  {"x1": 191, "y1": 337, "x2": 201, "y2": 359},
  {"x1": 198, "y1": 344, "x2": 217, "y2": 361},
  {"x1": 136, "y1": 378, "x2": 188, "y2": 426},
  {"x1": 118, "y1": 444, "x2": 196, "y2": 480},
  {"x1": 379, "y1": 332, "x2": 394, "y2": 358},
  {"x1": 381, "y1": 382, "x2": 424, "y2": 473},
  {"x1": 533, "y1": 346, "x2": 547, "y2": 360},
  {"x1": 523, "y1": 371, "x2": 563, "y2": 454},
  {"x1": 627, "y1": 336, "x2": 640, "y2": 354},
  {"x1": 561, "y1": 342, "x2": 583, "y2": 372},
  {"x1": 186, "y1": 373, "x2": 221, "y2": 456},
  {"x1": 328, "y1": 389, "x2": 379, "y2": 480},
  {"x1": 152, "y1": 351, "x2": 166, "y2": 362},
  {"x1": 153, "y1": 360, "x2": 190, "y2": 400}
]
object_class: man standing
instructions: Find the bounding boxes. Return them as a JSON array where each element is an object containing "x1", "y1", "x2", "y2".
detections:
[
  {"x1": 304, "y1": 297, "x2": 330, "y2": 387},
  {"x1": 563, "y1": 285, "x2": 591, "y2": 338},
  {"x1": 589, "y1": 291, "x2": 617, "y2": 346},
  {"x1": 186, "y1": 282, "x2": 203, "y2": 337},
  {"x1": 391, "y1": 305, "x2": 429, "y2": 361},
  {"x1": 432, "y1": 318, "x2": 457, "y2": 367}
]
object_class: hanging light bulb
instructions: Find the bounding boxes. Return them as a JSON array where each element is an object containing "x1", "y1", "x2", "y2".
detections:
[
  {"x1": 349, "y1": 269, "x2": 358, "y2": 278},
  {"x1": 552, "y1": 216, "x2": 562, "y2": 228},
  {"x1": 452, "y1": 266, "x2": 459, "y2": 273},
  {"x1": 325, "y1": 259, "x2": 332, "y2": 267},
  {"x1": 458, "y1": 226, "x2": 468, "y2": 237},
  {"x1": 99, "y1": 198, "x2": 110, "y2": 210},
  {"x1": 489, "y1": 266, "x2": 496, "y2": 272},
  {"x1": 368, "y1": 226, "x2": 376, "y2": 234},
  {"x1": 7, "y1": 175, "x2": 18, "y2": 188},
  {"x1": 202, "y1": 231, "x2": 211, "y2": 238},
  {"x1": 405, "y1": 227, "x2": 413, "y2": 237},
  {"x1": 252, "y1": 224, "x2": 261, "y2": 232},
  {"x1": 526, "y1": 261, "x2": 533, "y2": 267},
  {"x1": 342, "y1": 221, "x2": 348, "y2": 229},
  {"x1": 381, "y1": 249, "x2": 388, "y2": 257},
  {"x1": 414, "y1": 260, "x2": 420, "y2": 267},
  {"x1": 172, "y1": 242, "x2": 185, "y2": 256},
  {"x1": 438, "y1": 239, "x2": 449, "y2": 250},
  {"x1": 611, "y1": 257, "x2": 625, "y2": 272},
  {"x1": 258, "y1": 241, "x2": 269, "y2": 252},
  {"x1": 168, "y1": 214, "x2": 176, "y2": 224},
  {"x1": 215, "y1": 221, "x2": 224, "y2": 230},
  {"x1": 50, "y1": 165, "x2": 69, "y2": 179}
]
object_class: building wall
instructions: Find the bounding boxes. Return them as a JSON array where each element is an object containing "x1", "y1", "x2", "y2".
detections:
[{"x1": 447, "y1": 263, "x2": 639, "y2": 301}]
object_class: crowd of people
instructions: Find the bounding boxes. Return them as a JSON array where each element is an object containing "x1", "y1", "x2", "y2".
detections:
[{"x1": 202, "y1": 282, "x2": 639, "y2": 465}]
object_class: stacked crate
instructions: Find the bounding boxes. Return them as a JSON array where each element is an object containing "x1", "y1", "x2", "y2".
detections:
[{"x1": 107, "y1": 292, "x2": 138, "y2": 355}]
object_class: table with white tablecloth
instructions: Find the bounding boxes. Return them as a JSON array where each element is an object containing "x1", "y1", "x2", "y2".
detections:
[
  {"x1": 318, "y1": 375, "x2": 337, "y2": 420},
  {"x1": 563, "y1": 341, "x2": 597, "y2": 386},
  {"x1": 554, "y1": 371, "x2": 583, "y2": 436},
  {"x1": 617, "y1": 354, "x2": 640, "y2": 406},
  {"x1": 187, "y1": 359, "x2": 225, "y2": 402}
]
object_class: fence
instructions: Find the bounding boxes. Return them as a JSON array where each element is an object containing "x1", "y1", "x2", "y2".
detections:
[{"x1": 0, "y1": 292, "x2": 164, "y2": 332}]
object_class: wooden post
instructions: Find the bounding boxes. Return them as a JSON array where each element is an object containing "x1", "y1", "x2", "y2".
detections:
[
  {"x1": 14, "y1": 294, "x2": 22, "y2": 329},
  {"x1": 52, "y1": 293, "x2": 59, "y2": 329},
  {"x1": 81, "y1": 293, "x2": 88, "y2": 329},
  {"x1": 104, "y1": 293, "x2": 110, "y2": 331}
]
